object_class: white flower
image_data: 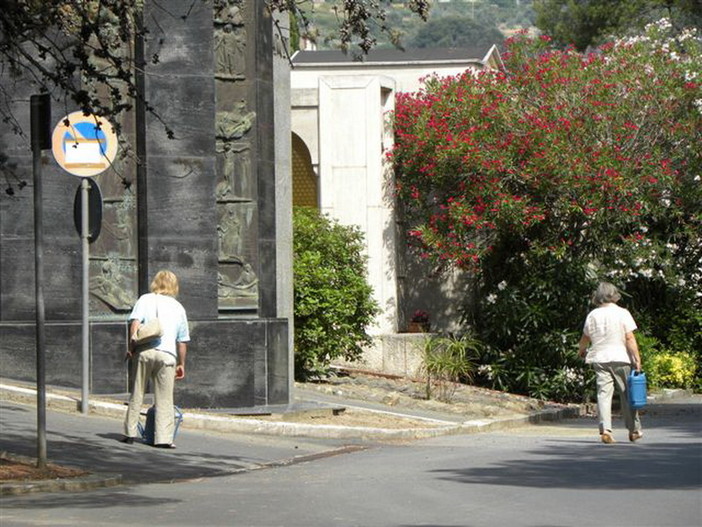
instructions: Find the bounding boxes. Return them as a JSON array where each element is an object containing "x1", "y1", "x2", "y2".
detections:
[
  {"x1": 478, "y1": 364, "x2": 493, "y2": 380},
  {"x1": 486, "y1": 294, "x2": 497, "y2": 304},
  {"x1": 678, "y1": 27, "x2": 698, "y2": 41},
  {"x1": 497, "y1": 280, "x2": 507, "y2": 291},
  {"x1": 564, "y1": 368, "x2": 578, "y2": 383}
]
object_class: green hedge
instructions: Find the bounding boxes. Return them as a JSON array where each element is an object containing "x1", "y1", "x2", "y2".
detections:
[{"x1": 293, "y1": 207, "x2": 379, "y2": 380}]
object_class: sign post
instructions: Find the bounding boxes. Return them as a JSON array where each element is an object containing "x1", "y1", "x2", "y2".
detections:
[
  {"x1": 31, "y1": 93, "x2": 51, "y2": 469},
  {"x1": 52, "y1": 112, "x2": 118, "y2": 415}
]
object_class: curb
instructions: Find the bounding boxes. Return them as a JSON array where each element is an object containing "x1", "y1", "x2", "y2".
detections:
[
  {"x1": 1, "y1": 472, "x2": 123, "y2": 497},
  {"x1": 0, "y1": 452, "x2": 122, "y2": 497},
  {"x1": 0, "y1": 382, "x2": 580, "y2": 441}
]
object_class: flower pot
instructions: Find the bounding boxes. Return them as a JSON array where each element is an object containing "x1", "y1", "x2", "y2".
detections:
[{"x1": 407, "y1": 321, "x2": 429, "y2": 333}]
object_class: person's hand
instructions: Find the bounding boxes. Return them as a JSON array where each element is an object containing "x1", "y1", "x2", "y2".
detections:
[
  {"x1": 175, "y1": 365, "x2": 185, "y2": 380},
  {"x1": 124, "y1": 349, "x2": 133, "y2": 362}
]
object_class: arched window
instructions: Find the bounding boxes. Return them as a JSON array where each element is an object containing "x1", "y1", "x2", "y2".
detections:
[{"x1": 291, "y1": 133, "x2": 318, "y2": 208}]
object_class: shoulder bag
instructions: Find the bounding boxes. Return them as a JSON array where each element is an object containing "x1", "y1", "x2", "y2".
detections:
[{"x1": 133, "y1": 296, "x2": 163, "y2": 345}]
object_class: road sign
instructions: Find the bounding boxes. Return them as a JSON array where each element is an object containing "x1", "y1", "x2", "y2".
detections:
[
  {"x1": 73, "y1": 178, "x2": 102, "y2": 243},
  {"x1": 52, "y1": 111, "x2": 118, "y2": 177}
]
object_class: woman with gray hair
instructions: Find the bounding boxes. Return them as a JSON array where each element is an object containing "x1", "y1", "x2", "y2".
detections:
[{"x1": 578, "y1": 282, "x2": 643, "y2": 444}]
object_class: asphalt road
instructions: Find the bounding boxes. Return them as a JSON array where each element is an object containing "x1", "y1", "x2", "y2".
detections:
[{"x1": 1, "y1": 398, "x2": 700, "y2": 527}]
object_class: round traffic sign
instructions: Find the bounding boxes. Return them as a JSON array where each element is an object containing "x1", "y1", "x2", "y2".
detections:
[{"x1": 52, "y1": 112, "x2": 118, "y2": 177}]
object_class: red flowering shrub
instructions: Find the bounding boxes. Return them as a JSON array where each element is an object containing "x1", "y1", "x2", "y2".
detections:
[{"x1": 392, "y1": 21, "x2": 702, "y2": 400}]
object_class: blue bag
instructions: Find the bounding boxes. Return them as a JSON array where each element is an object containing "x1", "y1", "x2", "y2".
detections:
[
  {"x1": 627, "y1": 370, "x2": 647, "y2": 410},
  {"x1": 137, "y1": 405, "x2": 183, "y2": 445}
]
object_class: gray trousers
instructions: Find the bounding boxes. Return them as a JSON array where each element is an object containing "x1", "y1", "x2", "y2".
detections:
[
  {"x1": 123, "y1": 348, "x2": 176, "y2": 444},
  {"x1": 593, "y1": 362, "x2": 642, "y2": 435}
]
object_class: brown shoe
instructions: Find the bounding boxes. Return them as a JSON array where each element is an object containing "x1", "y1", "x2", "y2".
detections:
[
  {"x1": 601, "y1": 431, "x2": 616, "y2": 444},
  {"x1": 629, "y1": 431, "x2": 643, "y2": 442}
]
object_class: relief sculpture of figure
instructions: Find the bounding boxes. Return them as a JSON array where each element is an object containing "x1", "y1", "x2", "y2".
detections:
[
  {"x1": 216, "y1": 142, "x2": 253, "y2": 201},
  {"x1": 215, "y1": 24, "x2": 246, "y2": 80},
  {"x1": 214, "y1": 0, "x2": 243, "y2": 27},
  {"x1": 231, "y1": 263, "x2": 258, "y2": 297},
  {"x1": 217, "y1": 207, "x2": 242, "y2": 260},
  {"x1": 90, "y1": 259, "x2": 135, "y2": 310},
  {"x1": 114, "y1": 197, "x2": 134, "y2": 257},
  {"x1": 218, "y1": 262, "x2": 258, "y2": 302},
  {"x1": 215, "y1": 141, "x2": 235, "y2": 200},
  {"x1": 216, "y1": 102, "x2": 256, "y2": 141}
]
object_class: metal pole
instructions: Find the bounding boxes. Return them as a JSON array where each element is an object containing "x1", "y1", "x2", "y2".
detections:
[
  {"x1": 135, "y1": 10, "x2": 149, "y2": 294},
  {"x1": 31, "y1": 97, "x2": 48, "y2": 469},
  {"x1": 81, "y1": 178, "x2": 90, "y2": 414}
]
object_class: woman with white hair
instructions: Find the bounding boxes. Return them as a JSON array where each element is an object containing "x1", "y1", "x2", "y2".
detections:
[{"x1": 578, "y1": 282, "x2": 643, "y2": 444}]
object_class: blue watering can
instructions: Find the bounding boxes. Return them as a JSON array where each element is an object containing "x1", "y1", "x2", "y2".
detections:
[{"x1": 628, "y1": 370, "x2": 647, "y2": 410}]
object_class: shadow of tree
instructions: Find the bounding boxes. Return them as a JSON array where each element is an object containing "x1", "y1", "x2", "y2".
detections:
[
  {"x1": 1, "y1": 489, "x2": 182, "y2": 509},
  {"x1": 0, "y1": 414, "x2": 259, "y2": 487},
  {"x1": 432, "y1": 402, "x2": 702, "y2": 491}
]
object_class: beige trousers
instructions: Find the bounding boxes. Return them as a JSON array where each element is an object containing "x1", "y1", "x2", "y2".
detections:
[
  {"x1": 593, "y1": 362, "x2": 642, "y2": 435},
  {"x1": 123, "y1": 348, "x2": 176, "y2": 444}
]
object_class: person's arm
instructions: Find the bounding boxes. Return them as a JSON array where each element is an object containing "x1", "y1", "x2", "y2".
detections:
[
  {"x1": 175, "y1": 342, "x2": 187, "y2": 380},
  {"x1": 126, "y1": 319, "x2": 140, "y2": 359},
  {"x1": 578, "y1": 334, "x2": 590, "y2": 358},
  {"x1": 625, "y1": 331, "x2": 642, "y2": 371}
]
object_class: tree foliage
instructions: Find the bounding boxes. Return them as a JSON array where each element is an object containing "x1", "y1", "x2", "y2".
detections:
[
  {"x1": 391, "y1": 20, "x2": 702, "y2": 400},
  {"x1": 269, "y1": 0, "x2": 429, "y2": 53},
  {"x1": 1, "y1": 0, "x2": 429, "y2": 194},
  {"x1": 534, "y1": 0, "x2": 702, "y2": 50},
  {"x1": 1, "y1": 0, "x2": 147, "y2": 137},
  {"x1": 409, "y1": 16, "x2": 504, "y2": 49},
  {"x1": 293, "y1": 207, "x2": 379, "y2": 380},
  {"x1": 0, "y1": 0, "x2": 428, "y2": 129}
]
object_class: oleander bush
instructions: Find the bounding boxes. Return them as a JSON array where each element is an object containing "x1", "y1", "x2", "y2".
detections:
[{"x1": 392, "y1": 20, "x2": 702, "y2": 401}]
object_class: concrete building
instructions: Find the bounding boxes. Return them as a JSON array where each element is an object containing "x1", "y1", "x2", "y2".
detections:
[{"x1": 290, "y1": 46, "x2": 503, "y2": 375}]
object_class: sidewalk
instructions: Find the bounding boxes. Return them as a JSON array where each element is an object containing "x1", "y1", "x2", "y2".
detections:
[
  {"x1": 3, "y1": 376, "x2": 669, "y2": 496},
  {"x1": 1, "y1": 384, "x2": 367, "y2": 496},
  {"x1": 0, "y1": 378, "x2": 583, "y2": 441}
]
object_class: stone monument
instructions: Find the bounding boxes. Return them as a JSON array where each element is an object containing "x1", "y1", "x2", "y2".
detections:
[{"x1": 0, "y1": 0, "x2": 292, "y2": 408}]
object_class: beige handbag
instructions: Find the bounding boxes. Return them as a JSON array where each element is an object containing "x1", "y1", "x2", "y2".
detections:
[
  {"x1": 133, "y1": 298, "x2": 163, "y2": 345},
  {"x1": 134, "y1": 318, "x2": 163, "y2": 345}
]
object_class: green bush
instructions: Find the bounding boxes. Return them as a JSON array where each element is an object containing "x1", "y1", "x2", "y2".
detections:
[
  {"x1": 646, "y1": 352, "x2": 697, "y2": 390},
  {"x1": 293, "y1": 207, "x2": 379, "y2": 380},
  {"x1": 470, "y1": 251, "x2": 595, "y2": 402},
  {"x1": 638, "y1": 330, "x2": 700, "y2": 391}
]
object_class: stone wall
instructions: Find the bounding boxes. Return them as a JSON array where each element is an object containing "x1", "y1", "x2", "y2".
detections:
[{"x1": 334, "y1": 334, "x2": 430, "y2": 379}]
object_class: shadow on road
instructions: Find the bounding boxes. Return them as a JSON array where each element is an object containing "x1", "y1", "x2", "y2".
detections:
[
  {"x1": 1, "y1": 489, "x2": 181, "y2": 509},
  {"x1": 433, "y1": 402, "x2": 701, "y2": 490},
  {"x1": 1, "y1": 413, "x2": 257, "y2": 486}
]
